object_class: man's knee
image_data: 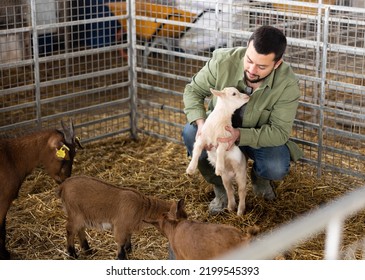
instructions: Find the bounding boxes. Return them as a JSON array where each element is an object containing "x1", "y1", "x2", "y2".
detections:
[
  {"x1": 249, "y1": 145, "x2": 291, "y2": 181},
  {"x1": 254, "y1": 160, "x2": 289, "y2": 180},
  {"x1": 182, "y1": 123, "x2": 197, "y2": 155}
]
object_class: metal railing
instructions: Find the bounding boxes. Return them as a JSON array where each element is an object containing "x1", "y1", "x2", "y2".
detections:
[{"x1": 220, "y1": 185, "x2": 365, "y2": 260}]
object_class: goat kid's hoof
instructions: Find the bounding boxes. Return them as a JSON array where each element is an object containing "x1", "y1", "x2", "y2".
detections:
[
  {"x1": 84, "y1": 248, "x2": 95, "y2": 256},
  {"x1": 68, "y1": 253, "x2": 78, "y2": 260},
  {"x1": 227, "y1": 203, "x2": 237, "y2": 213},
  {"x1": 186, "y1": 167, "x2": 196, "y2": 175},
  {"x1": 67, "y1": 247, "x2": 78, "y2": 259},
  {"x1": 237, "y1": 208, "x2": 245, "y2": 216},
  {"x1": 237, "y1": 203, "x2": 246, "y2": 216},
  {"x1": 215, "y1": 168, "x2": 224, "y2": 177}
]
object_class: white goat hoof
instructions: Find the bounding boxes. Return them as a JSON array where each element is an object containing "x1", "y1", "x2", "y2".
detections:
[
  {"x1": 237, "y1": 209, "x2": 245, "y2": 216},
  {"x1": 186, "y1": 167, "x2": 196, "y2": 175},
  {"x1": 215, "y1": 168, "x2": 224, "y2": 176},
  {"x1": 227, "y1": 203, "x2": 237, "y2": 213},
  {"x1": 237, "y1": 203, "x2": 246, "y2": 216}
]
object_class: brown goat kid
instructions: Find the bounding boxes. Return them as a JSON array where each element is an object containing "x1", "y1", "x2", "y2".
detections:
[
  {"x1": 0, "y1": 120, "x2": 83, "y2": 260},
  {"x1": 151, "y1": 199, "x2": 258, "y2": 260},
  {"x1": 57, "y1": 175, "x2": 173, "y2": 260}
]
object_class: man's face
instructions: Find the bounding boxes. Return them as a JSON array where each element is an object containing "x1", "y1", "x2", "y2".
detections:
[{"x1": 243, "y1": 41, "x2": 282, "y2": 83}]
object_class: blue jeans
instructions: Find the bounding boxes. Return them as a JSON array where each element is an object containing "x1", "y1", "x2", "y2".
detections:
[{"x1": 182, "y1": 123, "x2": 291, "y2": 184}]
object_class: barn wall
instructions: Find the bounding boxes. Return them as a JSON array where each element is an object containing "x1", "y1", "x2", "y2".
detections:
[{"x1": 0, "y1": 0, "x2": 364, "y2": 180}]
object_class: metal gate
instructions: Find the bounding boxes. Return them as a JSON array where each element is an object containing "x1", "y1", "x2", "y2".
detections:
[{"x1": 1, "y1": 0, "x2": 364, "y2": 181}]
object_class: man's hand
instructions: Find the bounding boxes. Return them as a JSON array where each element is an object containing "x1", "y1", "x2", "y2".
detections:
[{"x1": 217, "y1": 126, "x2": 240, "y2": 150}]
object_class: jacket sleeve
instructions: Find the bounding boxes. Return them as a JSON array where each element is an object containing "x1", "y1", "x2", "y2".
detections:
[{"x1": 183, "y1": 54, "x2": 219, "y2": 124}]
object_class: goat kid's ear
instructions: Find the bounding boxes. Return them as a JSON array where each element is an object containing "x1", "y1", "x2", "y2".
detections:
[
  {"x1": 55, "y1": 143, "x2": 70, "y2": 160},
  {"x1": 49, "y1": 136, "x2": 70, "y2": 160},
  {"x1": 176, "y1": 199, "x2": 187, "y2": 219},
  {"x1": 177, "y1": 199, "x2": 185, "y2": 210},
  {"x1": 210, "y1": 88, "x2": 221, "y2": 97},
  {"x1": 75, "y1": 136, "x2": 84, "y2": 149}
]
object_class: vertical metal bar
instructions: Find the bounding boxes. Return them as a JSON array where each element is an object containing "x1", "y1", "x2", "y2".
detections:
[
  {"x1": 30, "y1": 0, "x2": 42, "y2": 129},
  {"x1": 214, "y1": 0, "x2": 220, "y2": 51},
  {"x1": 325, "y1": 218, "x2": 343, "y2": 260},
  {"x1": 226, "y1": 0, "x2": 234, "y2": 48},
  {"x1": 128, "y1": 0, "x2": 138, "y2": 140},
  {"x1": 64, "y1": 0, "x2": 70, "y2": 78},
  {"x1": 313, "y1": 0, "x2": 323, "y2": 123},
  {"x1": 313, "y1": 1, "x2": 323, "y2": 176},
  {"x1": 317, "y1": 6, "x2": 330, "y2": 177}
]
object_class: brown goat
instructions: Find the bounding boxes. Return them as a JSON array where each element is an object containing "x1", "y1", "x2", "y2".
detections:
[
  {"x1": 151, "y1": 199, "x2": 258, "y2": 260},
  {"x1": 0, "y1": 120, "x2": 83, "y2": 260},
  {"x1": 57, "y1": 175, "x2": 173, "y2": 260}
]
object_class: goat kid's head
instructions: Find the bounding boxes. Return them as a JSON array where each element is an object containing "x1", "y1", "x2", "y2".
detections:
[
  {"x1": 46, "y1": 119, "x2": 84, "y2": 183},
  {"x1": 145, "y1": 199, "x2": 188, "y2": 234},
  {"x1": 167, "y1": 198, "x2": 188, "y2": 221},
  {"x1": 153, "y1": 199, "x2": 188, "y2": 233},
  {"x1": 210, "y1": 87, "x2": 250, "y2": 110}
]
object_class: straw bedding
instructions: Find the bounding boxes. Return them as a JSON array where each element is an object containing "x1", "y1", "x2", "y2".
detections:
[{"x1": 6, "y1": 135, "x2": 365, "y2": 260}]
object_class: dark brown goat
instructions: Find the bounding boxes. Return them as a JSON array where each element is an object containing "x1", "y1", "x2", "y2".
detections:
[
  {"x1": 57, "y1": 175, "x2": 173, "y2": 260},
  {"x1": 151, "y1": 199, "x2": 259, "y2": 260},
  {"x1": 0, "y1": 120, "x2": 83, "y2": 259}
]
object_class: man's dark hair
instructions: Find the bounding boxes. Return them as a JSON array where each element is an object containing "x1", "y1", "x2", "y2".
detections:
[{"x1": 248, "y1": 26, "x2": 287, "y2": 62}]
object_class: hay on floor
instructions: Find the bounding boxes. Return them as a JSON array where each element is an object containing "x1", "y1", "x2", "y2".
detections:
[{"x1": 6, "y1": 135, "x2": 365, "y2": 260}]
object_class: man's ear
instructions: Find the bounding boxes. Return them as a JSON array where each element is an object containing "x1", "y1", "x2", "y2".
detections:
[{"x1": 274, "y1": 58, "x2": 283, "y2": 69}]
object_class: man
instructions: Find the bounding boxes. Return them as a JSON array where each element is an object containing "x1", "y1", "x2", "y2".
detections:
[{"x1": 182, "y1": 25, "x2": 303, "y2": 215}]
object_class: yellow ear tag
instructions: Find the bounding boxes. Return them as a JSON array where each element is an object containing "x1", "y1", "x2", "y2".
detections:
[{"x1": 56, "y1": 145, "x2": 70, "y2": 160}]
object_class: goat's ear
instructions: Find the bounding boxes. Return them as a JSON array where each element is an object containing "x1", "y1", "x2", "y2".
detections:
[
  {"x1": 210, "y1": 88, "x2": 221, "y2": 97},
  {"x1": 75, "y1": 136, "x2": 84, "y2": 149},
  {"x1": 49, "y1": 136, "x2": 70, "y2": 160},
  {"x1": 176, "y1": 199, "x2": 187, "y2": 219},
  {"x1": 55, "y1": 143, "x2": 70, "y2": 160},
  {"x1": 177, "y1": 199, "x2": 185, "y2": 210}
]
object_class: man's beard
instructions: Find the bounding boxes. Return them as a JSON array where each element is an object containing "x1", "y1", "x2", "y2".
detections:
[{"x1": 244, "y1": 71, "x2": 271, "y2": 84}]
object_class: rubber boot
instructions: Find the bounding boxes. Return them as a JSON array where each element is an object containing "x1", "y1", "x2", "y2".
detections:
[
  {"x1": 209, "y1": 184, "x2": 228, "y2": 215},
  {"x1": 197, "y1": 157, "x2": 227, "y2": 215},
  {"x1": 250, "y1": 168, "x2": 276, "y2": 201}
]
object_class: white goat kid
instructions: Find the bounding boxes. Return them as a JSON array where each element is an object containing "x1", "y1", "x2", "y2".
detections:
[{"x1": 186, "y1": 87, "x2": 250, "y2": 215}]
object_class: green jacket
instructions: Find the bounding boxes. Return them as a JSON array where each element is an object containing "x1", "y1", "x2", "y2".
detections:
[{"x1": 183, "y1": 47, "x2": 303, "y2": 161}]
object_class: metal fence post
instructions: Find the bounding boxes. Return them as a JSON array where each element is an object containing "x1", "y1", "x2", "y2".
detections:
[
  {"x1": 128, "y1": 0, "x2": 138, "y2": 140},
  {"x1": 30, "y1": 0, "x2": 41, "y2": 128}
]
